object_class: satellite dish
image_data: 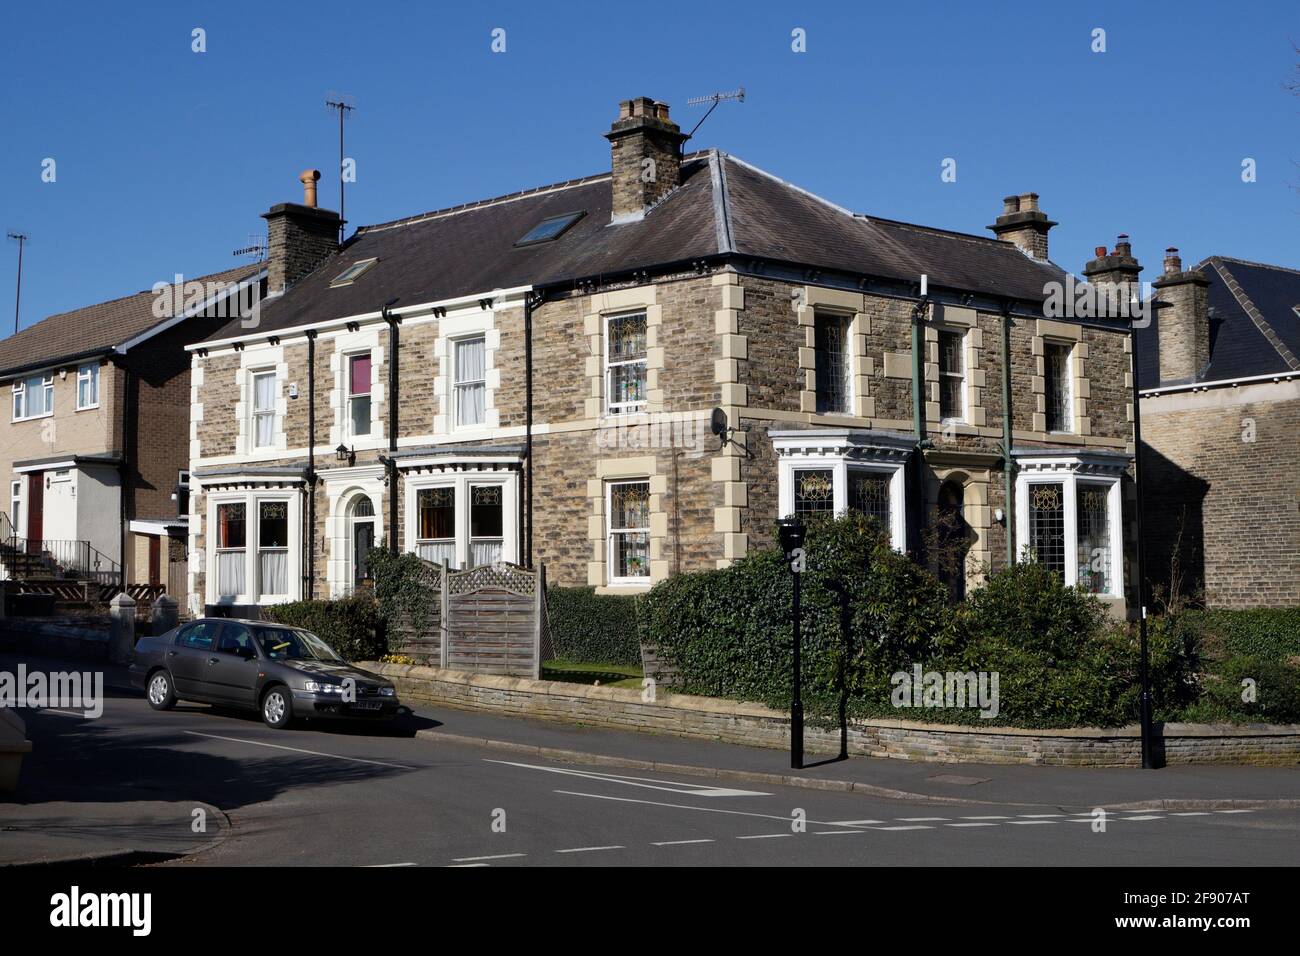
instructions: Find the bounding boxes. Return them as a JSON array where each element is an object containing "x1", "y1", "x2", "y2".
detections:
[{"x1": 710, "y1": 407, "x2": 728, "y2": 438}]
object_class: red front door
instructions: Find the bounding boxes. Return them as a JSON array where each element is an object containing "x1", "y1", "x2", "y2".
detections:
[
  {"x1": 26, "y1": 472, "x2": 43, "y2": 547},
  {"x1": 148, "y1": 535, "x2": 161, "y2": 588}
]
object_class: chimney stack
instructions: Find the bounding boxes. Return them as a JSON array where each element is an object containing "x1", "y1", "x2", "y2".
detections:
[
  {"x1": 1082, "y1": 234, "x2": 1143, "y2": 311},
  {"x1": 1152, "y1": 246, "x2": 1211, "y2": 384},
  {"x1": 605, "y1": 97, "x2": 687, "y2": 221},
  {"x1": 261, "y1": 168, "x2": 340, "y2": 294},
  {"x1": 988, "y1": 192, "x2": 1056, "y2": 260}
]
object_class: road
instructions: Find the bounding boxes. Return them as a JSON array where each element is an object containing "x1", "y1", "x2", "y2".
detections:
[{"x1": 6, "y1": 679, "x2": 1298, "y2": 867}]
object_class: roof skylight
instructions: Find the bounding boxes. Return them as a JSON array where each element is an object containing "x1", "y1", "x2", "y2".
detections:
[
  {"x1": 514, "y1": 212, "x2": 584, "y2": 247},
  {"x1": 330, "y1": 258, "x2": 378, "y2": 287}
]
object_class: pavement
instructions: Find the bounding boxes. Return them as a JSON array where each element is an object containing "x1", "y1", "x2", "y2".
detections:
[{"x1": 1, "y1": 650, "x2": 1297, "y2": 866}]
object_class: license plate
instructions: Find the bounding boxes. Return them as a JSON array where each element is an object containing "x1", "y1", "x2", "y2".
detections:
[{"x1": 350, "y1": 701, "x2": 381, "y2": 711}]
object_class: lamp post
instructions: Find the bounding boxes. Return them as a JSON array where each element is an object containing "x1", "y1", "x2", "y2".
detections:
[
  {"x1": 777, "y1": 516, "x2": 807, "y2": 770},
  {"x1": 1129, "y1": 298, "x2": 1160, "y2": 769}
]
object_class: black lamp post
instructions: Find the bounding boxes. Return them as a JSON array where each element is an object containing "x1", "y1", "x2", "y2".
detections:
[
  {"x1": 776, "y1": 516, "x2": 807, "y2": 770},
  {"x1": 1130, "y1": 298, "x2": 1161, "y2": 769}
]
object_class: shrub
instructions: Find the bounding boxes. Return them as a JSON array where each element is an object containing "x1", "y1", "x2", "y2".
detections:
[
  {"x1": 1180, "y1": 608, "x2": 1300, "y2": 664},
  {"x1": 1181, "y1": 654, "x2": 1300, "y2": 724},
  {"x1": 261, "y1": 596, "x2": 385, "y2": 662},
  {"x1": 368, "y1": 548, "x2": 439, "y2": 635},
  {"x1": 545, "y1": 586, "x2": 641, "y2": 666}
]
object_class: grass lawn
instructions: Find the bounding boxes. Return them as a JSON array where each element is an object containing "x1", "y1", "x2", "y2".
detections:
[{"x1": 542, "y1": 660, "x2": 643, "y2": 690}]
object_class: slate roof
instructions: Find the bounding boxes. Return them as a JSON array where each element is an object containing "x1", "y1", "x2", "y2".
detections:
[
  {"x1": 204, "y1": 150, "x2": 1068, "y2": 343},
  {"x1": 0, "y1": 263, "x2": 263, "y2": 378},
  {"x1": 1136, "y1": 256, "x2": 1300, "y2": 388}
]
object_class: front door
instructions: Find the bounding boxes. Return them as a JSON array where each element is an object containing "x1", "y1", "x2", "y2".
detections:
[
  {"x1": 25, "y1": 472, "x2": 43, "y2": 550},
  {"x1": 353, "y1": 520, "x2": 374, "y2": 588},
  {"x1": 148, "y1": 535, "x2": 161, "y2": 588}
]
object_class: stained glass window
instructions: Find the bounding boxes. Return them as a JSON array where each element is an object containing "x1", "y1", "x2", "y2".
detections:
[
  {"x1": 1028, "y1": 482, "x2": 1066, "y2": 578},
  {"x1": 416, "y1": 487, "x2": 455, "y2": 564},
  {"x1": 1044, "y1": 343, "x2": 1073, "y2": 432},
  {"x1": 815, "y1": 313, "x2": 851, "y2": 414},
  {"x1": 794, "y1": 469, "x2": 835, "y2": 516},
  {"x1": 606, "y1": 313, "x2": 648, "y2": 414},
  {"x1": 608, "y1": 480, "x2": 650, "y2": 580},
  {"x1": 938, "y1": 330, "x2": 964, "y2": 421},
  {"x1": 848, "y1": 469, "x2": 891, "y2": 527},
  {"x1": 1076, "y1": 484, "x2": 1111, "y2": 593}
]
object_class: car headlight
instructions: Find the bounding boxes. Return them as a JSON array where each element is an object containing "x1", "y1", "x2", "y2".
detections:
[
  {"x1": 379, "y1": 686, "x2": 396, "y2": 697},
  {"x1": 303, "y1": 681, "x2": 344, "y2": 694}
]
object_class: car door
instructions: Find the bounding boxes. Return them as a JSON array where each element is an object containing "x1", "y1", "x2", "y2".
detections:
[
  {"x1": 204, "y1": 623, "x2": 263, "y2": 709},
  {"x1": 169, "y1": 621, "x2": 221, "y2": 698}
]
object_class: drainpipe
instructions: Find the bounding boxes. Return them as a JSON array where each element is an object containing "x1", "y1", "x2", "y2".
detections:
[
  {"x1": 117, "y1": 362, "x2": 133, "y2": 591},
  {"x1": 382, "y1": 301, "x2": 400, "y2": 554},
  {"x1": 1000, "y1": 302, "x2": 1016, "y2": 568},
  {"x1": 306, "y1": 330, "x2": 317, "y2": 599},
  {"x1": 523, "y1": 291, "x2": 540, "y2": 567},
  {"x1": 909, "y1": 294, "x2": 931, "y2": 558}
]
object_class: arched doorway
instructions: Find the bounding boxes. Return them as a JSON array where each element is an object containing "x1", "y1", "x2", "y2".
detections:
[
  {"x1": 935, "y1": 480, "x2": 968, "y2": 601},
  {"x1": 349, "y1": 495, "x2": 376, "y2": 591}
]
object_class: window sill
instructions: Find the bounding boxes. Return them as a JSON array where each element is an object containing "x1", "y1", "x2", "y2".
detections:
[
  {"x1": 75, "y1": 404, "x2": 100, "y2": 412},
  {"x1": 597, "y1": 582, "x2": 652, "y2": 595},
  {"x1": 11, "y1": 412, "x2": 54, "y2": 423}
]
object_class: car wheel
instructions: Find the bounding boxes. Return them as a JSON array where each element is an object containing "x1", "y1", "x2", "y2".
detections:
[
  {"x1": 147, "y1": 670, "x2": 177, "y2": 711},
  {"x1": 261, "y1": 686, "x2": 293, "y2": 729}
]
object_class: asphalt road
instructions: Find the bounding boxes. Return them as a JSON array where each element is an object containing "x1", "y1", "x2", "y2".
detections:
[{"x1": 7, "y1": 683, "x2": 1299, "y2": 867}]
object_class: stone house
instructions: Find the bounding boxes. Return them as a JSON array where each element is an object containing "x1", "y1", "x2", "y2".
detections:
[
  {"x1": 0, "y1": 263, "x2": 264, "y2": 591},
  {"x1": 186, "y1": 96, "x2": 1140, "y2": 618},
  {"x1": 1138, "y1": 251, "x2": 1300, "y2": 607}
]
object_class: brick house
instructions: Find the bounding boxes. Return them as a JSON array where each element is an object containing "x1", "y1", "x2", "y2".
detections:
[
  {"x1": 0, "y1": 263, "x2": 264, "y2": 592},
  {"x1": 186, "y1": 97, "x2": 1140, "y2": 619},
  {"x1": 1138, "y1": 251, "x2": 1300, "y2": 607}
]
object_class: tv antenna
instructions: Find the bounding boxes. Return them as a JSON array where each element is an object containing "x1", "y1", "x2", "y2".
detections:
[
  {"x1": 684, "y1": 87, "x2": 745, "y2": 143},
  {"x1": 232, "y1": 233, "x2": 268, "y2": 262},
  {"x1": 325, "y1": 92, "x2": 356, "y2": 243},
  {"x1": 7, "y1": 231, "x2": 29, "y2": 335}
]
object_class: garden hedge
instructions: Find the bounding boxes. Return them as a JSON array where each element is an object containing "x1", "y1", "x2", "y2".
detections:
[
  {"x1": 545, "y1": 586, "x2": 642, "y2": 666},
  {"x1": 261, "y1": 595, "x2": 385, "y2": 662}
]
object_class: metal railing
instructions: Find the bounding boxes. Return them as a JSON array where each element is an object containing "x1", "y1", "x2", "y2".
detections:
[{"x1": 0, "y1": 511, "x2": 121, "y2": 584}]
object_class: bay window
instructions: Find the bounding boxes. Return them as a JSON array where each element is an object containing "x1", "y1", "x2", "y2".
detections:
[
  {"x1": 415, "y1": 487, "x2": 456, "y2": 564},
  {"x1": 258, "y1": 501, "x2": 289, "y2": 596},
  {"x1": 215, "y1": 503, "x2": 246, "y2": 598},
  {"x1": 469, "y1": 484, "x2": 503, "y2": 566},
  {"x1": 405, "y1": 469, "x2": 519, "y2": 569},
  {"x1": 1016, "y1": 454, "x2": 1126, "y2": 598},
  {"x1": 207, "y1": 492, "x2": 301, "y2": 606}
]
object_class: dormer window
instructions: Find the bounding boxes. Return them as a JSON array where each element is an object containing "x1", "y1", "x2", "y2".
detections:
[
  {"x1": 514, "y1": 212, "x2": 584, "y2": 247},
  {"x1": 329, "y1": 258, "x2": 378, "y2": 287}
]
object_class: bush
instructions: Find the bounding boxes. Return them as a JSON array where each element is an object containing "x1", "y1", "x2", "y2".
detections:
[
  {"x1": 545, "y1": 587, "x2": 641, "y2": 666},
  {"x1": 1181, "y1": 654, "x2": 1300, "y2": 724},
  {"x1": 1180, "y1": 608, "x2": 1300, "y2": 664},
  {"x1": 368, "y1": 548, "x2": 439, "y2": 635},
  {"x1": 261, "y1": 596, "x2": 385, "y2": 662}
]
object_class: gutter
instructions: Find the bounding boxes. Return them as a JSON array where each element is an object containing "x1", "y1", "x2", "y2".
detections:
[{"x1": 1139, "y1": 368, "x2": 1300, "y2": 397}]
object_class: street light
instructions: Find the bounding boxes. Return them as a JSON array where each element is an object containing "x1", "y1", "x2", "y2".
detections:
[
  {"x1": 1130, "y1": 295, "x2": 1161, "y2": 769},
  {"x1": 776, "y1": 516, "x2": 807, "y2": 770}
]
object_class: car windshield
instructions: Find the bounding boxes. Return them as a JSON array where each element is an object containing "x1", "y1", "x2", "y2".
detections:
[{"x1": 255, "y1": 627, "x2": 344, "y2": 663}]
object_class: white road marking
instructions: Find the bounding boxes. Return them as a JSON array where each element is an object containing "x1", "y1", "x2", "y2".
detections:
[
  {"x1": 961, "y1": 815, "x2": 1011, "y2": 820},
  {"x1": 813, "y1": 829, "x2": 870, "y2": 836},
  {"x1": 1018, "y1": 813, "x2": 1066, "y2": 818},
  {"x1": 555, "y1": 845, "x2": 625, "y2": 854},
  {"x1": 946, "y1": 822, "x2": 998, "y2": 828},
  {"x1": 488, "y1": 759, "x2": 770, "y2": 798},
  {"x1": 872, "y1": 825, "x2": 934, "y2": 831},
  {"x1": 42, "y1": 708, "x2": 91, "y2": 717},
  {"x1": 183, "y1": 731, "x2": 418, "y2": 770},
  {"x1": 897, "y1": 817, "x2": 948, "y2": 822},
  {"x1": 737, "y1": 834, "x2": 791, "y2": 840},
  {"x1": 1007, "y1": 820, "x2": 1057, "y2": 825},
  {"x1": 554, "y1": 789, "x2": 858, "y2": 828},
  {"x1": 826, "y1": 819, "x2": 884, "y2": 826},
  {"x1": 1215, "y1": 809, "x2": 1254, "y2": 814},
  {"x1": 449, "y1": 863, "x2": 490, "y2": 867},
  {"x1": 365, "y1": 862, "x2": 417, "y2": 867},
  {"x1": 651, "y1": 839, "x2": 714, "y2": 846},
  {"x1": 1171, "y1": 812, "x2": 1211, "y2": 817},
  {"x1": 1117, "y1": 815, "x2": 1165, "y2": 821},
  {"x1": 452, "y1": 853, "x2": 527, "y2": 862}
]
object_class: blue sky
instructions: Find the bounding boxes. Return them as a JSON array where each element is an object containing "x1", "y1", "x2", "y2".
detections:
[{"x1": 1, "y1": 0, "x2": 1296, "y2": 330}]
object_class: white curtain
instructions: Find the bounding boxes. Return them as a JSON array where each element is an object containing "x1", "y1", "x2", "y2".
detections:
[
  {"x1": 259, "y1": 549, "x2": 288, "y2": 595},
  {"x1": 254, "y1": 375, "x2": 276, "y2": 446},
  {"x1": 216, "y1": 551, "x2": 245, "y2": 597},
  {"x1": 417, "y1": 541, "x2": 456, "y2": 566},
  {"x1": 455, "y1": 339, "x2": 486, "y2": 426},
  {"x1": 471, "y1": 539, "x2": 502, "y2": 567}
]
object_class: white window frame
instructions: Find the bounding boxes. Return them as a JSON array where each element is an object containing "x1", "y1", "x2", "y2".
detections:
[
  {"x1": 345, "y1": 351, "x2": 373, "y2": 438},
  {"x1": 606, "y1": 479, "x2": 652, "y2": 586},
  {"x1": 813, "y1": 310, "x2": 855, "y2": 416},
  {"x1": 10, "y1": 479, "x2": 23, "y2": 538},
  {"x1": 604, "y1": 311, "x2": 648, "y2": 416},
  {"x1": 777, "y1": 454, "x2": 906, "y2": 551},
  {"x1": 1015, "y1": 460, "x2": 1123, "y2": 598},
  {"x1": 11, "y1": 373, "x2": 54, "y2": 422},
  {"x1": 452, "y1": 334, "x2": 487, "y2": 429},
  {"x1": 1043, "y1": 340, "x2": 1075, "y2": 434},
  {"x1": 76, "y1": 362, "x2": 100, "y2": 410},
  {"x1": 403, "y1": 470, "x2": 518, "y2": 570},
  {"x1": 937, "y1": 327, "x2": 966, "y2": 423},
  {"x1": 250, "y1": 369, "x2": 277, "y2": 449},
  {"x1": 206, "y1": 491, "x2": 301, "y2": 606}
]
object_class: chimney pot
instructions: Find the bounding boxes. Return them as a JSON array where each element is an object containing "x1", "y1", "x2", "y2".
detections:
[
  {"x1": 988, "y1": 192, "x2": 1054, "y2": 260},
  {"x1": 1094, "y1": 246, "x2": 1108, "y2": 258},
  {"x1": 300, "y1": 169, "x2": 321, "y2": 208},
  {"x1": 1002, "y1": 195, "x2": 1020, "y2": 215},
  {"x1": 1163, "y1": 247, "x2": 1182, "y2": 275},
  {"x1": 1019, "y1": 192, "x2": 1039, "y2": 212}
]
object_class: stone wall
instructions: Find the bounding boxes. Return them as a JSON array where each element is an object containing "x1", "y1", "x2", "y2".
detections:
[{"x1": 368, "y1": 662, "x2": 1300, "y2": 767}]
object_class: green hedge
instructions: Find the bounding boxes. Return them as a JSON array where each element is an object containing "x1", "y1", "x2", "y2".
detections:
[
  {"x1": 1181, "y1": 608, "x2": 1300, "y2": 664},
  {"x1": 546, "y1": 586, "x2": 642, "y2": 666},
  {"x1": 261, "y1": 596, "x2": 385, "y2": 662},
  {"x1": 638, "y1": 513, "x2": 1209, "y2": 730}
]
